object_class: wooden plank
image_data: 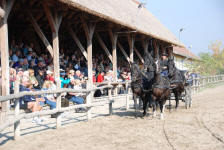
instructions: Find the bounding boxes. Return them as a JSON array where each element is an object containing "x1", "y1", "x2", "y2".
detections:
[
  {"x1": 134, "y1": 47, "x2": 144, "y2": 63},
  {"x1": 29, "y1": 13, "x2": 53, "y2": 56},
  {"x1": 127, "y1": 34, "x2": 135, "y2": 63},
  {"x1": 68, "y1": 27, "x2": 87, "y2": 59},
  {"x1": 14, "y1": 76, "x2": 20, "y2": 140},
  {"x1": 96, "y1": 32, "x2": 113, "y2": 62},
  {"x1": 117, "y1": 42, "x2": 130, "y2": 63}
]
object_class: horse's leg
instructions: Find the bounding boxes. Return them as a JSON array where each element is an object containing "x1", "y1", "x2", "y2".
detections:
[
  {"x1": 139, "y1": 97, "x2": 143, "y2": 109},
  {"x1": 175, "y1": 92, "x2": 179, "y2": 109},
  {"x1": 159, "y1": 100, "x2": 166, "y2": 120},
  {"x1": 152, "y1": 100, "x2": 156, "y2": 118},
  {"x1": 133, "y1": 93, "x2": 138, "y2": 117},
  {"x1": 142, "y1": 96, "x2": 148, "y2": 117}
]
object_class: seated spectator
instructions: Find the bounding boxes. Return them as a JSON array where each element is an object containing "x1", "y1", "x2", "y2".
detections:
[
  {"x1": 46, "y1": 70, "x2": 54, "y2": 82},
  {"x1": 28, "y1": 69, "x2": 38, "y2": 88},
  {"x1": 22, "y1": 58, "x2": 29, "y2": 71},
  {"x1": 60, "y1": 72, "x2": 70, "y2": 88},
  {"x1": 42, "y1": 80, "x2": 56, "y2": 110},
  {"x1": 68, "y1": 69, "x2": 75, "y2": 80},
  {"x1": 97, "y1": 71, "x2": 105, "y2": 83},
  {"x1": 67, "y1": 79, "x2": 85, "y2": 105},
  {"x1": 104, "y1": 70, "x2": 113, "y2": 82},
  {"x1": 19, "y1": 78, "x2": 45, "y2": 123},
  {"x1": 74, "y1": 70, "x2": 82, "y2": 80},
  {"x1": 36, "y1": 69, "x2": 45, "y2": 89}
]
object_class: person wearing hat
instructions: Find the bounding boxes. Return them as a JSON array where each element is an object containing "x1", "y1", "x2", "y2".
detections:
[
  {"x1": 46, "y1": 70, "x2": 54, "y2": 82},
  {"x1": 60, "y1": 70, "x2": 70, "y2": 88},
  {"x1": 161, "y1": 52, "x2": 169, "y2": 77}
]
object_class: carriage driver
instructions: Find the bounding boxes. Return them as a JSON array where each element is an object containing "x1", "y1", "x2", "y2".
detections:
[{"x1": 161, "y1": 52, "x2": 169, "y2": 77}]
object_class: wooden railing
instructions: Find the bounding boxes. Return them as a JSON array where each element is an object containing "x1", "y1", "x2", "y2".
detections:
[
  {"x1": 0, "y1": 79, "x2": 132, "y2": 140},
  {"x1": 191, "y1": 74, "x2": 224, "y2": 94},
  {"x1": 2, "y1": 74, "x2": 223, "y2": 140}
]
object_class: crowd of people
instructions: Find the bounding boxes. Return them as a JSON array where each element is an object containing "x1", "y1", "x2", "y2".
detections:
[{"x1": 0, "y1": 41, "x2": 132, "y2": 123}]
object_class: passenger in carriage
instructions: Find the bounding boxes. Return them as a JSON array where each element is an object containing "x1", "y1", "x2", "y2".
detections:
[{"x1": 160, "y1": 53, "x2": 169, "y2": 77}]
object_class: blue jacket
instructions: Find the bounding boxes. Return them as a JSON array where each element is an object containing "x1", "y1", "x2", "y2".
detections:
[
  {"x1": 60, "y1": 77, "x2": 70, "y2": 88},
  {"x1": 19, "y1": 85, "x2": 36, "y2": 103}
]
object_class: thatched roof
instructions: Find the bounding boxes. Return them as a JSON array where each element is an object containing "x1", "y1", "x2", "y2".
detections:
[
  {"x1": 59, "y1": 0, "x2": 185, "y2": 47},
  {"x1": 173, "y1": 46, "x2": 199, "y2": 60}
]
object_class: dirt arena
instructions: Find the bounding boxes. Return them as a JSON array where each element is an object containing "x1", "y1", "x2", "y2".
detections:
[{"x1": 1, "y1": 85, "x2": 224, "y2": 150}]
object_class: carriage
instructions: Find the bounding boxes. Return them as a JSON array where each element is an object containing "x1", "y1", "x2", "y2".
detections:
[{"x1": 168, "y1": 70, "x2": 192, "y2": 110}]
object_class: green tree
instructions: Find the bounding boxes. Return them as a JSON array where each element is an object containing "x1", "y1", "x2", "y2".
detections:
[{"x1": 190, "y1": 40, "x2": 224, "y2": 75}]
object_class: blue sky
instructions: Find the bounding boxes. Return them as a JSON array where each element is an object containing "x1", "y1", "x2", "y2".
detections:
[{"x1": 139, "y1": 0, "x2": 224, "y2": 56}]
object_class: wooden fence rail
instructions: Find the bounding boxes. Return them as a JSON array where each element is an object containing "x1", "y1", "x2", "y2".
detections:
[
  {"x1": 191, "y1": 74, "x2": 224, "y2": 94},
  {"x1": 0, "y1": 80, "x2": 131, "y2": 140},
  {"x1": 1, "y1": 74, "x2": 223, "y2": 140}
]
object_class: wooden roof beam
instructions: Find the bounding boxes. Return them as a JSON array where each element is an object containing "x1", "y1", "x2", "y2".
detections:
[
  {"x1": 134, "y1": 47, "x2": 144, "y2": 63},
  {"x1": 96, "y1": 32, "x2": 113, "y2": 63},
  {"x1": 42, "y1": 3, "x2": 56, "y2": 33},
  {"x1": 68, "y1": 26, "x2": 87, "y2": 59},
  {"x1": 29, "y1": 12, "x2": 53, "y2": 56},
  {"x1": 118, "y1": 42, "x2": 130, "y2": 63}
]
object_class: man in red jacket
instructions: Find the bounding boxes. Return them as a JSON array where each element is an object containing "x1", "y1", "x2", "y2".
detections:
[{"x1": 97, "y1": 71, "x2": 105, "y2": 83}]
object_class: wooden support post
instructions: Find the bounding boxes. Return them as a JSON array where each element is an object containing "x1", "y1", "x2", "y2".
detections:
[
  {"x1": 125, "y1": 81, "x2": 130, "y2": 110},
  {"x1": 127, "y1": 34, "x2": 135, "y2": 63},
  {"x1": 82, "y1": 19, "x2": 95, "y2": 84},
  {"x1": 108, "y1": 82, "x2": 113, "y2": 115},
  {"x1": 14, "y1": 76, "x2": 20, "y2": 140},
  {"x1": 86, "y1": 81, "x2": 92, "y2": 120},
  {"x1": 134, "y1": 47, "x2": 144, "y2": 63},
  {"x1": 96, "y1": 32, "x2": 113, "y2": 62},
  {"x1": 117, "y1": 42, "x2": 130, "y2": 63},
  {"x1": 43, "y1": 5, "x2": 62, "y2": 128},
  {"x1": 53, "y1": 12, "x2": 62, "y2": 128},
  {"x1": 109, "y1": 30, "x2": 118, "y2": 95},
  {"x1": 68, "y1": 27, "x2": 87, "y2": 59},
  {"x1": 0, "y1": 0, "x2": 15, "y2": 124}
]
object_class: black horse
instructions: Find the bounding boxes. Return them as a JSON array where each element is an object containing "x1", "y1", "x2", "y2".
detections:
[
  {"x1": 168, "y1": 57, "x2": 186, "y2": 109},
  {"x1": 130, "y1": 50, "x2": 155, "y2": 117},
  {"x1": 150, "y1": 58, "x2": 171, "y2": 119},
  {"x1": 130, "y1": 62, "x2": 146, "y2": 116}
]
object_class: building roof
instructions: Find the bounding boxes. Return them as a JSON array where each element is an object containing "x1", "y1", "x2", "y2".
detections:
[
  {"x1": 59, "y1": 0, "x2": 185, "y2": 47},
  {"x1": 173, "y1": 46, "x2": 199, "y2": 60}
]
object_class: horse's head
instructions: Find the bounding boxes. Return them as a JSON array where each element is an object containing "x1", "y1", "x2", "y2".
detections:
[
  {"x1": 168, "y1": 57, "x2": 175, "y2": 77},
  {"x1": 130, "y1": 62, "x2": 141, "y2": 81},
  {"x1": 143, "y1": 51, "x2": 154, "y2": 72}
]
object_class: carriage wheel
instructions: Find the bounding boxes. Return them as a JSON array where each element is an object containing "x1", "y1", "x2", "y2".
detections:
[{"x1": 184, "y1": 89, "x2": 189, "y2": 109}]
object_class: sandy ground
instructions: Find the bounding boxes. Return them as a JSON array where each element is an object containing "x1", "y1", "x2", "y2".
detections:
[{"x1": 1, "y1": 85, "x2": 224, "y2": 150}]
